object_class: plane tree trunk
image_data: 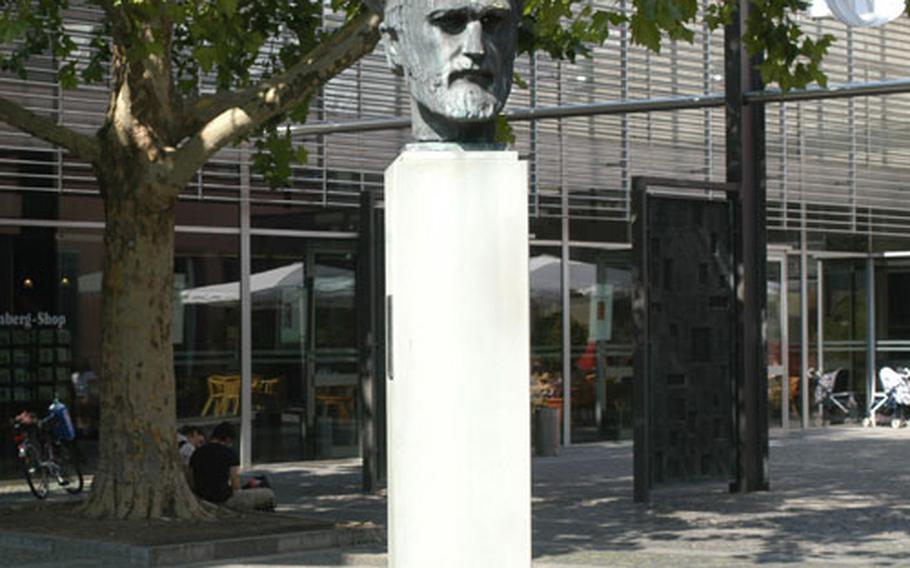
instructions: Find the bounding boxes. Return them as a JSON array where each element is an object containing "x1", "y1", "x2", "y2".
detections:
[
  {"x1": 78, "y1": 26, "x2": 213, "y2": 517},
  {"x1": 80, "y1": 144, "x2": 212, "y2": 519}
]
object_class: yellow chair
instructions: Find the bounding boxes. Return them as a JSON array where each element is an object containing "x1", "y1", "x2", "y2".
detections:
[
  {"x1": 200, "y1": 374, "x2": 224, "y2": 417},
  {"x1": 317, "y1": 394, "x2": 354, "y2": 422},
  {"x1": 200, "y1": 374, "x2": 241, "y2": 416},
  {"x1": 252, "y1": 377, "x2": 281, "y2": 411},
  {"x1": 218, "y1": 375, "x2": 240, "y2": 415},
  {"x1": 257, "y1": 377, "x2": 280, "y2": 395}
]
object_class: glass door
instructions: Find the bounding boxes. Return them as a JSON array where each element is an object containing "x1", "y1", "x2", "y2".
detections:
[
  {"x1": 311, "y1": 250, "x2": 358, "y2": 459},
  {"x1": 767, "y1": 255, "x2": 789, "y2": 429},
  {"x1": 819, "y1": 258, "x2": 869, "y2": 411},
  {"x1": 567, "y1": 248, "x2": 633, "y2": 442},
  {"x1": 248, "y1": 239, "x2": 359, "y2": 462},
  {"x1": 248, "y1": 236, "x2": 309, "y2": 463},
  {"x1": 529, "y1": 247, "x2": 564, "y2": 444}
]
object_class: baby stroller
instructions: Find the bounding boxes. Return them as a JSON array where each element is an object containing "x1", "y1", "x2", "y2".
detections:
[
  {"x1": 864, "y1": 367, "x2": 910, "y2": 428},
  {"x1": 810, "y1": 368, "x2": 858, "y2": 423}
]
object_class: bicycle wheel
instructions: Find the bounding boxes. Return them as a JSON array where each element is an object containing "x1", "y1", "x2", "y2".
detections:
[
  {"x1": 56, "y1": 442, "x2": 84, "y2": 494},
  {"x1": 21, "y1": 443, "x2": 49, "y2": 499}
]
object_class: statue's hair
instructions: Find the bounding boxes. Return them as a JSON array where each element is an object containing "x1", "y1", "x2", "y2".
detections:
[
  {"x1": 382, "y1": 0, "x2": 522, "y2": 25},
  {"x1": 380, "y1": 0, "x2": 405, "y2": 27}
]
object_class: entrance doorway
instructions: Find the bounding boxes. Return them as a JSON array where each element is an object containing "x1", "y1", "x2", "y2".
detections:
[
  {"x1": 567, "y1": 248, "x2": 633, "y2": 443},
  {"x1": 248, "y1": 237, "x2": 358, "y2": 463},
  {"x1": 767, "y1": 253, "x2": 793, "y2": 429},
  {"x1": 816, "y1": 256, "x2": 870, "y2": 410}
]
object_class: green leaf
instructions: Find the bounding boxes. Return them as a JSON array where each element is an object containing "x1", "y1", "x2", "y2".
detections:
[
  {"x1": 0, "y1": 13, "x2": 30, "y2": 44},
  {"x1": 512, "y1": 72, "x2": 528, "y2": 90},
  {"x1": 630, "y1": 13, "x2": 662, "y2": 52},
  {"x1": 741, "y1": 0, "x2": 833, "y2": 90},
  {"x1": 58, "y1": 62, "x2": 78, "y2": 90},
  {"x1": 295, "y1": 145, "x2": 309, "y2": 165},
  {"x1": 194, "y1": 45, "x2": 217, "y2": 73},
  {"x1": 251, "y1": 124, "x2": 303, "y2": 189},
  {"x1": 495, "y1": 116, "x2": 515, "y2": 145},
  {"x1": 217, "y1": 0, "x2": 239, "y2": 16}
]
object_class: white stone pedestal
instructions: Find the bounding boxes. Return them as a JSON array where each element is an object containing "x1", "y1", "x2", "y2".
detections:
[{"x1": 385, "y1": 148, "x2": 531, "y2": 568}]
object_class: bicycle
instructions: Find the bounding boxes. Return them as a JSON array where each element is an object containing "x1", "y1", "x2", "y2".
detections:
[{"x1": 13, "y1": 406, "x2": 84, "y2": 499}]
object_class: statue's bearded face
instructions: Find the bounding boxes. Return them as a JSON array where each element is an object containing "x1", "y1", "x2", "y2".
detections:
[{"x1": 385, "y1": 0, "x2": 519, "y2": 125}]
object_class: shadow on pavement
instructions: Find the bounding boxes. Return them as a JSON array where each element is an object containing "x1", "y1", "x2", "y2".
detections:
[{"x1": 531, "y1": 428, "x2": 910, "y2": 565}]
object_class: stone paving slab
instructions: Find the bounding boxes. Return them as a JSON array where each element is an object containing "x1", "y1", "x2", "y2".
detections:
[
  {"x1": 2, "y1": 426, "x2": 910, "y2": 566},
  {"x1": 528, "y1": 428, "x2": 910, "y2": 567},
  {"x1": 0, "y1": 523, "x2": 384, "y2": 567},
  {"x1": 212, "y1": 427, "x2": 910, "y2": 567},
  {"x1": 0, "y1": 499, "x2": 382, "y2": 567}
]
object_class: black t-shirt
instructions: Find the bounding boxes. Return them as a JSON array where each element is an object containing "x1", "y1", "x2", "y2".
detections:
[{"x1": 190, "y1": 442, "x2": 239, "y2": 503}]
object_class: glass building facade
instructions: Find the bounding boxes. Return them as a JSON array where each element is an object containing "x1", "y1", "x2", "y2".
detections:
[{"x1": 2, "y1": 2, "x2": 910, "y2": 477}]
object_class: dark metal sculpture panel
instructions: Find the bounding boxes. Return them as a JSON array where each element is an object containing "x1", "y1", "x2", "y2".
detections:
[{"x1": 633, "y1": 178, "x2": 738, "y2": 502}]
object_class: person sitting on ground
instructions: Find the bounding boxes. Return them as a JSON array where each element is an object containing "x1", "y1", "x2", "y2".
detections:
[
  {"x1": 190, "y1": 421, "x2": 275, "y2": 511},
  {"x1": 177, "y1": 425, "x2": 205, "y2": 466}
]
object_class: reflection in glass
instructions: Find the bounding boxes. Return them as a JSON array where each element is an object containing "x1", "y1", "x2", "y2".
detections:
[
  {"x1": 567, "y1": 248, "x2": 633, "y2": 442},
  {"x1": 822, "y1": 259, "x2": 868, "y2": 409},
  {"x1": 877, "y1": 260, "x2": 910, "y2": 370},
  {"x1": 247, "y1": 254, "x2": 307, "y2": 463},
  {"x1": 0, "y1": 228, "x2": 107, "y2": 476},
  {"x1": 241, "y1": 241, "x2": 359, "y2": 463},
  {"x1": 785, "y1": 255, "x2": 810, "y2": 426},
  {"x1": 806, "y1": 260, "x2": 821, "y2": 424},
  {"x1": 173, "y1": 234, "x2": 241, "y2": 424},
  {"x1": 530, "y1": 249, "x2": 563, "y2": 442},
  {"x1": 312, "y1": 253, "x2": 358, "y2": 459},
  {"x1": 767, "y1": 261, "x2": 784, "y2": 428}
]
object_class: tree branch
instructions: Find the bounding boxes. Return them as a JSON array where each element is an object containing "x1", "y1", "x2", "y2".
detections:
[
  {"x1": 0, "y1": 95, "x2": 101, "y2": 163},
  {"x1": 165, "y1": 10, "x2": 382, "y2": 186},
  {"x1": 91, "y1": 0, "x2": 130, "y2": 33},
  {"x1": 177, "y1": 92, "x2": 244, "y2": 142}
]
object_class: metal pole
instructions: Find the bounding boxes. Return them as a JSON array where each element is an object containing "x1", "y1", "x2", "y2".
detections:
[
  {"x1": 239, "y1": 150, "x2": 253, "y2": 469},
  {"x1": 817, "y1": 258, "x2": 824, "y2": 422},
  {"x1": 358, "y1": 189, "x2": 379, "y2": 492},
  {"x1": 800, "y1": 225, "x2": 809, "y2": 429},
  {"x1": 866, "y1": 256, "x2": 876, "y2": 415},
  {"x1": 288, "y1": 78, "x2": 910, "y2": 138},
  {"x1": 780, "y1": 105, "x2": 788, "y2": 230},
  {"x1": 631, "y1": 177, "x2": 651, "y2": 503},
  {"x1": 291, "y1": 96, "x2": 726, "y2": 136},
  {"x1": 559, "y1": 65, "x2": 572, "y2": 447},
  {"x1": 530, "y1": 52, "x2": 540, "y2": 217},
  {"x1": 702, "y1": 0, "x2": 713, "y2": 183},
  {"x1": 725, "y1": 0, "x2": 769, "y2": 492},
  {"x1": 620, "y1": 0, "x2": 630, "y2": 214},
  {"x1": 781, "y1": 256, "x2": 789, "y2": 431},
  {"x1": 847, "y1": 28, "x2": 856, "y2": 232},
  {"x1": 743, "y1": 78, "x2": 910, "y2": 104}
]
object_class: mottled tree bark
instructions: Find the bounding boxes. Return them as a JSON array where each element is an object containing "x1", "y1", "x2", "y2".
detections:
[
  {"x1": 76, "y1": 23, "x2": 213, "y2": 517},
  {"x1": 79, "y1": 153, "x2": 212, "y2": 519}
]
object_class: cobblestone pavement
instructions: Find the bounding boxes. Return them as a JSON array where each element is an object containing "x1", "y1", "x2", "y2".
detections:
[{"x1": 2, "y1": 426, "x2": 910, "y2": 566}]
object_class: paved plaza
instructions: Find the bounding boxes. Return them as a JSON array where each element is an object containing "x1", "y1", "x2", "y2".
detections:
[{"x1": 1, "y1": 426, "x2": 910, "y2": 566}]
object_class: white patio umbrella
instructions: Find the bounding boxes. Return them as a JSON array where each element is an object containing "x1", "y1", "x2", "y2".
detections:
[
  {"x1": 179, "y1": 262, "x2": 304, "y2": 305},
  {"x1": 529, "y1": 254, "x2": 630, "y2": 297},
  {"x1": 530, "y1": 255, "x2": 594, "y2": 297}
]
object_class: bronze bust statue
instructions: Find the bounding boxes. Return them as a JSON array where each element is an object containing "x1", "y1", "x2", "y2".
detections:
[{"x1": 380, "y1": 0, "x2": 521, "y2": 144}]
